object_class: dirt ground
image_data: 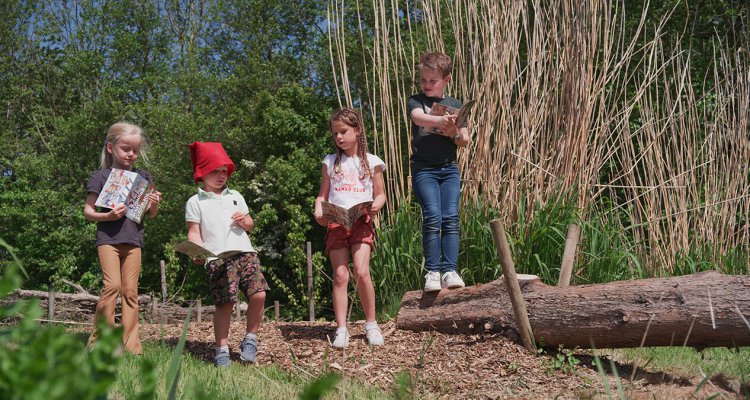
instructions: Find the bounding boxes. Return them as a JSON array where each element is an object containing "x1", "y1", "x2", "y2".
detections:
[{"x1": 139, "y1": 320, "x2": 742, "y2": 399}]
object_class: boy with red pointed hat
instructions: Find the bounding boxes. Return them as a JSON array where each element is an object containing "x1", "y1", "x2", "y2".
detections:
[{"x1": 185, "y1": 142, "x2": 269, "y2": 367}]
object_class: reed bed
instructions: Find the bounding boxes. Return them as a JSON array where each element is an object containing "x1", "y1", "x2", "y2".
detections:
[{"x1": 327, "y1": 0, "x2": 750, "y2": 276}]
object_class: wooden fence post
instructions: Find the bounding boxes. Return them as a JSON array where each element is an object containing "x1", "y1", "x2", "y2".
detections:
[
  {"x1": 307, "y1": 241, "x2": 314, "y2": 322},
  {"x1": 490, "y1": 218, "x2": 536, "y2": 353},
  {"x1": 558, "y1": 224, "x2": 580, "y2": 287},
  {"x1": 274, "y1": 300, "x2": 280, "y2": 322},
  {"x1": 160, "y1": 260, "x2": 167, "y2": 303},
  {"x1": 48, "y1": 288, "x2": 55, "y2": 322}
]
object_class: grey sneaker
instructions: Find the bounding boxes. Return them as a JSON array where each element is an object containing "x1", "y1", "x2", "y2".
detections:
[
  {"x1": 331, "y1": 330, "x2": 349, "y2": 349},
  {"x1": 214, "y1": 350, "x2": 230, "y2": 368},
  {"x1": 240, "y1": 336, "x2": 258, "y2": 363},
  {"x1": 424, "y1": 271, "x2": 442, "y2": 292},
  {"x1": 442, "y1": 271, "x2": 465, "y2": 289}
]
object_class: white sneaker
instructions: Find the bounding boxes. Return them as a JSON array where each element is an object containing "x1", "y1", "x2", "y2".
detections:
[
  {"x1": 365, "y1": 326, "x2": 384, "y2": 346},
  {"x1": 442, "y1": 271, "x2": 465, "y2": 289},
  {"x1": 424, "y1": 271, "x2": 442, "y2": 292},
  {"x1": 331, "y1": 329, "x2": 349, "y2": 349}
]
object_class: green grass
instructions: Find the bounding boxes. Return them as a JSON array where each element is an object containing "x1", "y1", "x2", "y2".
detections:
[
  {"x1": 108, "y1": 342, "x2": 395, "y2": 399},
  {"x1": 600, "y1": 346, "x2": 750, "y2": 382}
]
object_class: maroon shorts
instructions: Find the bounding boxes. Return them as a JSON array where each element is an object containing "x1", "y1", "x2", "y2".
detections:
[{"x1": 324, "y1": 215, "x2": 375, "y2": 255}]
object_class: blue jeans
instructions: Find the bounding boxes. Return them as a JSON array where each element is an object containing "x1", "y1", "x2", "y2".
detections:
[{"x1": 413, "y1": 164, "x2": 460, "y2": 273}]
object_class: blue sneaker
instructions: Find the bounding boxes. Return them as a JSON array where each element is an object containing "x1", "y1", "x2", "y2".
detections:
[
  {"x1": 214, "y1": 350, "x2": 230, "y2": 368},
  {"x1": 240, "y1": 337, "x2": 258, "y2": 363}
]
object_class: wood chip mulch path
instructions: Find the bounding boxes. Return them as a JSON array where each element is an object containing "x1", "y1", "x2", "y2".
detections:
[{"x1": 138, "y1": 320, "x2": 738, "y2": 399}]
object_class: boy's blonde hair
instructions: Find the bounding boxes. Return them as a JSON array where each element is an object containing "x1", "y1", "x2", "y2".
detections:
[
  {"x1": 419, "y1": 52, "x2": 453, "y2": 77},
  {"x1": 100, "y1": 122, "x2": 149, "y2": 169},
  {"x1": 328, "y1": 108, "x2": 371, "y2": 178}
]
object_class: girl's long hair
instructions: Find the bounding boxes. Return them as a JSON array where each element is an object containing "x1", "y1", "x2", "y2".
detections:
[
  {"x1": 328, "y1": 108, "x2": 371, "y2": 178},
  {"x1": 100, "y1": 122, "x2": 149, "y2": 169}
]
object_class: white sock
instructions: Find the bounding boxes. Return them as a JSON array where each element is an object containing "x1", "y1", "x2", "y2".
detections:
[
  {"x1": 215, "y1": 345, "x2": 229, "y2": 355},
  {"x1": 365, "y1": 321, "x2": 379, "y2": 331},
  {"x1": 336, "y1": 326, "x2": 348, "y2": 335},
  {"x1": 244, "y1": 332, "x2": 257, "y2": 341}
]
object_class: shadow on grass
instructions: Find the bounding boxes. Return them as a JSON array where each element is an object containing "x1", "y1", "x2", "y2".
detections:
[
  {"x1": 159, "y1": 338, "x2": 216, "y2": 365},
  {"x1": 575, "y1": 353, "x2": 746, "y2": 395}
]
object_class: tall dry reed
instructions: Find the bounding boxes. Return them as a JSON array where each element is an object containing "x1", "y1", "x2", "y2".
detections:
[{"x1": 327, "y1": 0, "x2": 750, "y2": 275}]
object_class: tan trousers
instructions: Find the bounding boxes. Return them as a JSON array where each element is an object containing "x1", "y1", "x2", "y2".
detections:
[{"x1": 89, "y1": 244, "x2": 142, "y2": 354}]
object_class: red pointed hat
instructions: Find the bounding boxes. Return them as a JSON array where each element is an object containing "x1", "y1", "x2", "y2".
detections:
[{"x1": 189, "y1": 142, "x2": 236, "y2": 182}]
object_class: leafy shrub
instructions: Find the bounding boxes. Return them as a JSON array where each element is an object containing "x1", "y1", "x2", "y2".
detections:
[{"x1": 0, "y1": 238, "x2": 127, "y2": 399}]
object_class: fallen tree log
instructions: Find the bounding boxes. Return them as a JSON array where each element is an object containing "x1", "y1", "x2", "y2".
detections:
[
  {"x1": 13, "y1": 289, "x2": 152, "y2": 304},
  {"x1": 7, "y1": 289, "x2": 236, "y2": 324},
  {"x1": 397, "y1": 271, "x2": 750, "y2": 348}
]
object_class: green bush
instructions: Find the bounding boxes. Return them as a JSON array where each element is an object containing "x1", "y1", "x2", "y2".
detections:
[{"x1": 0, "y1": 238, "x2": 131, "y2": 400}]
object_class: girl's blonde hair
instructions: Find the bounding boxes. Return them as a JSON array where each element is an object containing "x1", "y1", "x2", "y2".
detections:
[
  {"x1": 100, "y1": 122, "x2": 149, "y2": 169},
  {"x1": 329, "y1": 108, "x2": 371, "y2": 178}
]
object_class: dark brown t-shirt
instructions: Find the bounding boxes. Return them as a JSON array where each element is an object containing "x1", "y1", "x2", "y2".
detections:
[{"x1": 86, "y1": 168, "x2": 152, "y2": 247}]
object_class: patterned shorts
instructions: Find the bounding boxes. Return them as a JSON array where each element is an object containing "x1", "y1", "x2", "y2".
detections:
[{"x1": 206, "y1": 252, "x2": 270, "y2": 305}]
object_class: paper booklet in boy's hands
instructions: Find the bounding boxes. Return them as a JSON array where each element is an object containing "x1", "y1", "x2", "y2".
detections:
[
  {"x1": 322, "y1": 200, "x2": 372, "y2": 230},
  {"x1": 94, "y1": 168, "x2": 154, "y2": 223},
  {"x1": 173, "y1": 241, "x2": 244, "y2": 260},
  {"x1": 425, "y1": 99, "x2": 477, "y2": 135}
]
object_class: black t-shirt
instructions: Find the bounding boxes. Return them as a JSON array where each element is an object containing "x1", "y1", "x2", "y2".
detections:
[
  {"x1": 86, "y1": 168, "x2": 152, "y2": 247},
  {"x1": 407, "y1": 93, "x2": 463, "y2": 172}
]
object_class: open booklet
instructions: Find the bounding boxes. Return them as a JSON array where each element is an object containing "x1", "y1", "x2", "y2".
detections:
[
  {"x1": 321, "y1": 200, "x2": 372, "y2": 230},
  {"x1": 94, "y1": 168, "x2": 154, "y2": 223},
  {"x1": 173, "y1": 240, "x2": 244, "y2": 260},
  {"x1": 425, "y1": 99, "x2": 477, "y2": 135}
]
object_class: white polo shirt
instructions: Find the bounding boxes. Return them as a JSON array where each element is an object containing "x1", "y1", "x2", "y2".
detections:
[{"x1": 185, "y1": 187, "x2": 256, "y2": 256}]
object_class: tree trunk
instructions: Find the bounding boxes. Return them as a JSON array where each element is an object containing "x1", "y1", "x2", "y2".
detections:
[{"x1": 397, "y1": 271, "x2": 750, "y2": 349}]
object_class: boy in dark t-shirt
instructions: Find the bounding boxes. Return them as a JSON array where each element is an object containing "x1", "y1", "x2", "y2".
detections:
[{"x1": 407, "y1": 52, "x2": 470, "y2": 292}]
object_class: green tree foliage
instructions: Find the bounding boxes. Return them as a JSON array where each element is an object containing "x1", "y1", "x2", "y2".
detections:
[{"x1": 0, "y1": 1, "x2": 335, "y2": 312}]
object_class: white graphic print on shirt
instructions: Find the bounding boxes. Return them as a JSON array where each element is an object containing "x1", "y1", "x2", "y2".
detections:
[{"x1": 324, "y1": 153, "x2": 386, "y2": 210}]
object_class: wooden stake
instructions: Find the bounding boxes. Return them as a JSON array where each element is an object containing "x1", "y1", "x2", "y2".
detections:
[
  {"x1": 274, "y1": 300, "x2": 280, "y2": 322},
  {"x1": 307, "y1": 241, "x2": 314, "y2": 322},
  {"x1": 48, "y1": 289, "x2": 55, "y2": 321},
  {"x1": 558, "y1": 224, "x2": 580, "y2": 287},
  {"x1": 160, "y1": 260, "x2": 167, "y2": 303},
  {"x1": 490, "y1": 218, "x2": 536, "y2": 353},
  {"x1": 235, "y1": 303, "x2": 241, "y2": 319}
]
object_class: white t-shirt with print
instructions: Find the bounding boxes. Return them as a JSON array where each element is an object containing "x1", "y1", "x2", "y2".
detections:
[{"x1": 323, "y1": 153, "x2": 386, "y2": 209}]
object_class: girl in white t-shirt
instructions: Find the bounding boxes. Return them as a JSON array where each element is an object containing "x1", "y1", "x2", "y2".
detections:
[{"x1": 314, "y1": 108, "x2": 387, "y2": 349}]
